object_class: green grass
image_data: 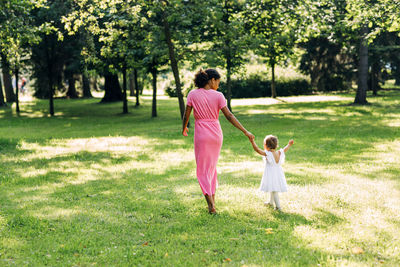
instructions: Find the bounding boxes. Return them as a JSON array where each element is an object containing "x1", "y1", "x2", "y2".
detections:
[{"x1": 0, "y1": 91, "x2": 399, "y2": 266}]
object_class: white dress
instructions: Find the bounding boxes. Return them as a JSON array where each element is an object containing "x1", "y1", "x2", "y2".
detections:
[{"x1": 259, "y1": 149, "x2": 288, "y2": 192}]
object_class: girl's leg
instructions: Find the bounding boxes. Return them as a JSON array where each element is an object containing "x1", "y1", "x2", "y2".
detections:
[
  {"x1": 270, "y1": 192, "x2": 275, "y2": 205},
  {"x1": 264, "y1": 192, "x2": 274, "y2": 207},
  {"x1": 272, "y1": 192, "x2": 281, "y2": 210}
]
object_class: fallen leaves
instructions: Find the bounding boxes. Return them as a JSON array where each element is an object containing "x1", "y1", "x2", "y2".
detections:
[
  {"x1": 142, "y1": 242, "x2": 149, "y2": 246},
  {"x1": 224, "y1": 258, "x2": 231, "y2": 262}
]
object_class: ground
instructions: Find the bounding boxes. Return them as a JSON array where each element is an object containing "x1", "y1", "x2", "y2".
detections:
[{"x1": 0, "y1": 91, "x2": 399, "y2": 266}]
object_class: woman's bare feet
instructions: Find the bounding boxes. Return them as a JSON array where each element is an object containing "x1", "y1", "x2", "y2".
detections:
[{"x1": 205, "y1": 194, "x2": 216, "y2": 214}]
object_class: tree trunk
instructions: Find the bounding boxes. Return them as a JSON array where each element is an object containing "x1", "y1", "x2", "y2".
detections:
[
  {"x1": 134, "y1": 68, "x2": 140, "y2": 106},
  {"x1": 0, "y1": 72, "x2": 6, "y2": 106},
  {"x1": 129, "y1": 71, "x2": 135, "y2": 97},
  {"x1": 151, "y1": 66, "x2": 157, "y2": 118},
  {"x1": 271, "y1": 62, "x2": 277, "y2": 98},
  {"x1": 49, "y1": 80, "x2": 54, "y2": 117},
  {"x1": 82, "y1": 72, "x2": 92, "y2": 98},
  {"x1": 1, "y1": 54, "x2": 15, "y2": 103},
  {"x1": 370, "y1": 60, "x2": 380, "y2": 96},
  {"x1": 101, "y1": 72, "x2": 122, "y2": 102},
  {"x1": 226, "y1": 55, "x2": 232, "y2": 112},
  {"x1": 15, "y1": 69, "x2": 20, "y2": 113},
  {"x1": 161, "y1": 4, "x2": 185, "y2": 119},
  {"x1": 46, "y1": 39, "x2": 55, "y2": 116},
  {"x1": 396, "y1": 77, "x2": 400, "y2": 86},
  {"x1": 66, "y1": 74, "x2": 78, "y2": 98},
  {"x1": 122, "y1": 65, "x2": 128, "y2": 114},
  {"x1": 354, "y1": 26, "x2": 369, "y2": 105},
  {"x1": 92, "y1": 76, "x2": 100, "y2": 91}
]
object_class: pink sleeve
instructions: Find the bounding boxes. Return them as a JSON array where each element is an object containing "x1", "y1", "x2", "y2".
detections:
[
  {"x1": 186, "y1": 91, "x2": 193, "y2": 106},
  {"x1": 218, "y1": 93, "x2": 227, "y2": 109}
]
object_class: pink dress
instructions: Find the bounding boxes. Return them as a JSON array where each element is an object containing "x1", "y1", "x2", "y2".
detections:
[{"x1": 186, "y1": 88, "x2": 227, "y2": 196}]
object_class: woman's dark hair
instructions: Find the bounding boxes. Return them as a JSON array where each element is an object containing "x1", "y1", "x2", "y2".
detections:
[{"x1": 194, "y1": 68, "x2": 221, "y2": 88}]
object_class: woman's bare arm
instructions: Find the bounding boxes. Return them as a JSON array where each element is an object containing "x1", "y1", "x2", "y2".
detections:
[
  {"x1": 221, "y1": 106, "x2": 254, "y2": 140},
  {"x1": 182, "y1": 105, "x2": 192, "y2": 136}
]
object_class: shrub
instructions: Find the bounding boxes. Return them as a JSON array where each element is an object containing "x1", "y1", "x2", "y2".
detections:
[{"x1": 219, "y1": 76, "x2": 312, "y2": 98}]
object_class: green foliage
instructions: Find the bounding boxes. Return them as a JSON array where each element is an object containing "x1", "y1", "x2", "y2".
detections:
[
  {"x1": 0, "y1": 0, "x2": 44, "y2": 69},
  {"x1": 219, "y1": 75, "x2": 312, "y2": 98},
  {"x1": 245, "y1": 0, "x2": 298, "y2": 66},
  {"x1": 30, "y1": 0, "x2": 85, "y2": 99},
  {"x1": 299, "y1": 37, "x2": 355, "y2": 91}
]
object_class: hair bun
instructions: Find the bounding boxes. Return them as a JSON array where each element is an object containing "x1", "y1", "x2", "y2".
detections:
[{"x1": 194, "y1": 68, "x2": 210, "y2": 88}]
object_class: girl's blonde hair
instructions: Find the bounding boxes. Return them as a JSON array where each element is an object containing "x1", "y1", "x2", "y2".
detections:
[{"x1": 264, "y1": 135, "x2": 278, "y2": 149}]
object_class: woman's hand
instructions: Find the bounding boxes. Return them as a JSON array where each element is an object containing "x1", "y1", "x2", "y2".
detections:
[
  {"x1": 245, "y1": 131, "x2": 255, "y2": 141},
  {"x1": 182, "y1": 127, "x2": 189, "y2": 136}
]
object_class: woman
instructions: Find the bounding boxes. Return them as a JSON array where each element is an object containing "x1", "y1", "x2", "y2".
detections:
[{"x1": 182, "y1": 69, "x2": 254, "y2": 214}]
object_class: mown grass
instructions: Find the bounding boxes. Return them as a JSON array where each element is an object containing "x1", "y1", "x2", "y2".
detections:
[{"x1": 0, "y1": 91, "x2": 399, "y2": 266}]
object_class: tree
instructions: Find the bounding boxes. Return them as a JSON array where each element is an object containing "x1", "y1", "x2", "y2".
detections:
[
  {"x1": 298, "y1": 0, "x2": 357, "y2": 92},
  {"x1": 0, "y1": 0, "x2": 43, "y2": 111},
  {"x1": 158, "y1": 0, "x2": 185, "y2": 119},
  {"x1": 63, "y1": 0, "x2": 145, "y2": 114},
  {"x1": 0, "y1": 54, "x2": 15, "y2": 103},
  {"x1": 0, "y1": 71, "x2": 5, "y2": 107},
  {"x1": 148, "y1": 0, "x2": 205, "y2": 119},
  {"x1": 246, "y1": 0, "x2": 298, "y2": 98},
  {"x1": 199, "y1": 0, "x2": 248, "y2": 111},
  {"x1": 345, "y1": 0, "x2": 400, "y2": 104}
]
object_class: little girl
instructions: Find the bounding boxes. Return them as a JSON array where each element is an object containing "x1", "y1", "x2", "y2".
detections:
[{"x1": 250, "y1": 135, "x2": 294, "y2": 211}]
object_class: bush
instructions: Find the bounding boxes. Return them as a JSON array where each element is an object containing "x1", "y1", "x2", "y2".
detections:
[
  {"x1": 165, "y1": 75, "x2": 312, "y2": 98},
  {"x1": 165, "y1": 86, "x2": 178, "y2": 97},
  {"x1": 219, "y1": 76, "x2": 312, "y2": 98}
]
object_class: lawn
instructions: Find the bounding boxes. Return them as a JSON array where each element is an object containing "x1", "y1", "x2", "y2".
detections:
[{"x1": 0, "y1": 91, "x2": 399, "y2": 266}]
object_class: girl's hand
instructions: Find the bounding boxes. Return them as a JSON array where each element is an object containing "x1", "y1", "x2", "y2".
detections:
[
  {"x1": 288, "y1": 139, "x2": 294, "y2": 146},
  {"x1": 182, "y1": 127, "x2": 189, "y2": 136}
]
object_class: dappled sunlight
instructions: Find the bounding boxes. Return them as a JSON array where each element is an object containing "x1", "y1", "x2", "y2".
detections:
[
  {"x1": 157, "y1": 150, "x2": 194, "y2": 167},
  {"x1": 384, "y1": 119, "x2": 400, "y2": 127},
  {"x1": 1, "y1": 93, "x2": 399, "y2": 265},
  {"x1": 289, "y1": 173, "x2": 399, "y2": 257},
  {"x1": 219, "y1": 161, "x2": 263, "y2": 175},
  {"x1": 0, "y1": 101, "x2": 65, "y2": 118},
  {"x1": 51, "y1": 136, "x2": 152, "y2": 154},
  {"x1": 0, "y1": 238, "x2": 25, "y2": 250},
  {"x1": 351, "y1": 140, "x2": 400, "y2": 180},
  {"x1": 31, "y1": 207, "x2": 81, "y2": 220},
  {"x1": 7, "y1": 136, "x2": 150, "y2": 162},
  {"x1": 232, "y1": 95, "x2": 353, "y2": 107}
]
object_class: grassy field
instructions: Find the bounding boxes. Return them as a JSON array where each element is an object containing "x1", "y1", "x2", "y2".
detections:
[{"x1": 0, "y1": 91, "x2": 399, "y2": 266}]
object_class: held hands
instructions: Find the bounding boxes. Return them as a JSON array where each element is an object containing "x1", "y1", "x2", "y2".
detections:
[
  {"x1": 182, "y1": 127, "x2": 189, "y2": 136},
  {"x1": 245, "y1": 131, "x2": 255, "y2": 142}
]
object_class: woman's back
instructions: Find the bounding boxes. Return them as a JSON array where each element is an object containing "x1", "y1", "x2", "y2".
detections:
[{"x1": 187, "y1": 89, "x2": 226, "y2": 120}]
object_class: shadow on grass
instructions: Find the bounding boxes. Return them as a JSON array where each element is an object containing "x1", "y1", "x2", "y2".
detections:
[
  {"x1": 1, "y1": 93, "x2": 399, "y2": 265},
  {"x1": 0, "y1": 163, "x2": 347, "y2": 266}
]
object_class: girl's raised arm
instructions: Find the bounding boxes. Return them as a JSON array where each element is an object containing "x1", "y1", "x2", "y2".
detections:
[{"x1": 283, "y1": 140, "x2": 294, "y2": 153}]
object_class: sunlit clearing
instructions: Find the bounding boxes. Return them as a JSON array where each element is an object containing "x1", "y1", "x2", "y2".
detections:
[{"x1": 232, "y1": 95, "x2": 353, "y2": 107}]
